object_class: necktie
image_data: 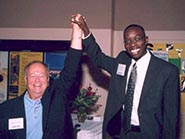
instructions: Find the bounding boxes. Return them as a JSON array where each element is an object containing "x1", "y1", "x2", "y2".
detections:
[{"x1": 123, "y1": 63, "x2": 137, "y2": 132}]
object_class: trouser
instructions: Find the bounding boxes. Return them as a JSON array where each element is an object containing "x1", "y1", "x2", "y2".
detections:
[{"x1": 111, "y1": 125, "x2": 141, "y2": 139}]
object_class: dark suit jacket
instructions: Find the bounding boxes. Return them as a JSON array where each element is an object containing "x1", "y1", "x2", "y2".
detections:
[
  {"x1": 83, "y1": 34, "x2": 180, "y2": 139},
  {"x1": 0, "y1": 48, "x2": 82, "y2": 139}
]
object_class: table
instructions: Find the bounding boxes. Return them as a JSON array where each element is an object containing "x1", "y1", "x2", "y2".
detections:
[{"x1": 72, "y1": 114, "x2": 103, "y2": 139}]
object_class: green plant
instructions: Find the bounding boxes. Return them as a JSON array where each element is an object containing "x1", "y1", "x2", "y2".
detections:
[{"x1": 71, "y1": 84, "x2": 101, "y2": 114}]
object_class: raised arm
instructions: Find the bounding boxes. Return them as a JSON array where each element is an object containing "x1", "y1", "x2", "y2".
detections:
[
  {"x1": 59, "y1": 15, "x2": 83, "y2": 91},
  {"x1": 71, "y1": 14, "x2": 83, "y2": 50},
  {"x1": 71, "y1": 14, "x2": 115, "y2": 74},
  {"x1": 71, "y1": 14, "x2": 90, "y2": 38}
]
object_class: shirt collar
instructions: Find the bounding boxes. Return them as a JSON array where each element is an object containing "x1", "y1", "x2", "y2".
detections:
[
  {"x1": 132, "y1": 50, "x2": 151, "y2": 66},
  {"x1": 24, "y1": 91, "x2": 41, "y2": 106}
]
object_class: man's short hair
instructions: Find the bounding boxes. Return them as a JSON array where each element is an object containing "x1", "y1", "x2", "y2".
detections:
[
  {"x1": 24, "y1": 61, "x2": 49, "y2": 77},
  {"x1": 123, "y1": 24, "x2": 146, "y2": 38}
]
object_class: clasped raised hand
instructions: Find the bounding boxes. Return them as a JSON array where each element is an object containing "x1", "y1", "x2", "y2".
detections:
[{"x1": 71, "y1": 14, "x2": 90, "y2": 37}]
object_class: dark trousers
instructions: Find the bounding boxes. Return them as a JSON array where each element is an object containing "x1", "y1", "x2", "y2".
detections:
[
  {"x1": 109, "y1": 126, "x2": 141, "y2": 139},
  {"x1": 120, "y1": 126, "x2": 141, "y2": 139},
  {"x1": 107, "y1": 109, "x2": 141, "y2": 139}
]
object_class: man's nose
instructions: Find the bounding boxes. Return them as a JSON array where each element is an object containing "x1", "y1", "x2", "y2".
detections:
[
  {"x1": 130, "y1": 40, "x2": 137, "y2": 46},
  {"x1": 35, "y1": 76, "x2": 41, "y2": 81}
]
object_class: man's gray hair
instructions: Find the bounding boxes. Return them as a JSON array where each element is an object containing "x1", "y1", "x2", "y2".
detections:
[{"x1": 24, "y1": 60, "x2": 49, "y2": 77}]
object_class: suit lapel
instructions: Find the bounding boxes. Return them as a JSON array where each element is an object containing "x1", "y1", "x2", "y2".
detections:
[
  {"x1": 139, "y1": 56, "x2": 159, "y2": 106},
  {"x1": 41, "y1": 87, "x2": 51, "y2": 132},
  {"x1": 42, "y1": 85, "x2": 57, "y2": 134}
]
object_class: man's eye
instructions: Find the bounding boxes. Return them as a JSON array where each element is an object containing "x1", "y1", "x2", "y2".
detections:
[
  {"x1": 135, "y1": 36, "x2": 143, "y2": 42},
  {"x1": 27, "y1": 75, "x2": 35, "y2": 80},
  {"x1": 40, "y1": 75, "x2": 46, "y2": 78},
  {"x1": 124, "y1": 40, "x2": 131, "y2": 44},
  {"x1": 30, "y1": 75, "x2": 35, "y2": 78}
]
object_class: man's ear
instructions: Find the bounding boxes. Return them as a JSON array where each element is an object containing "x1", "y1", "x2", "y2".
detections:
[
  {"x1": 24, "y1": 76, "x2": 27, "y2": 84},
  {"x1": 47, "y1": 72, "x2": 50, "y2": 81},
  {"x1": 145, "y1": 36, "x2": 149, "y2": 43}
]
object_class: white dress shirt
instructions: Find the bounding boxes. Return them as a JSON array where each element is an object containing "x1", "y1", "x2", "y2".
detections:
[{"x1": 125, "y1": 50, "x2": 151, "y2": 126}]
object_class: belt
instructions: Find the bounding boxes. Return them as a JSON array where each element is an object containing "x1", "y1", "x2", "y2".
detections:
[{"x1": 130, "y1": 125, "x2": 140, "y2": 132}]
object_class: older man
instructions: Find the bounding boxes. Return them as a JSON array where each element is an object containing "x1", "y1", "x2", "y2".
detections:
[{"x1": 0, "y1": 15, "x2": 83, "y2": 139}]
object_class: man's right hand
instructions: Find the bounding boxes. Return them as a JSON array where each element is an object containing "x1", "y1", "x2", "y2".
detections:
[{"x1": 71, "y1": 14, "x2": 90, "y2": 37}]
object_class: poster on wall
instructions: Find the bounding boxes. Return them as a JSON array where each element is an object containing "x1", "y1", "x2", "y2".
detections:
[
  {"x1": 153, "y1": 43, "x2": 185, "y2": 74},
  {"x1": 181, "y1": 58, "x2": 185, "y2": 74},
  {"x1": 0, "y1": 51, "x2": 8, "y2": 103},
  {"x1": 180, "y1": 74, "x2": 185, "y2": 93},
  {"x1": 151, "y1": 51, "x2": 168, "y2": 62},
  {"x1": 44, "y1": 52, "x2": 67, "y2": 80},
  {"x1": 168, "y1": 58, "x2": 181, "y2": 73},
  {"x1": 9, "y1": 52, "x2": 19, "y2": 99}
]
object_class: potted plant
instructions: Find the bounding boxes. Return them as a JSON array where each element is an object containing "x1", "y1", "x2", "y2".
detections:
[{"x1": 71, "y1": 84, "x2": 101, "y2": 123}]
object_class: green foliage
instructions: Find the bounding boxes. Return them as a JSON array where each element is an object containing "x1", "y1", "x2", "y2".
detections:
[{"x1": 71, "y1": 84, "x2": 101, "y2": 114}]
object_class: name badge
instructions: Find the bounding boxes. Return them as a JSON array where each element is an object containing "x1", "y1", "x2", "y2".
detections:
[
  {"x1": 116, "y1": 64, "x2": 126, "y2": 76},
  {"x1": 9, "y1": 118, "x2": 24, "y2": 130}
]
